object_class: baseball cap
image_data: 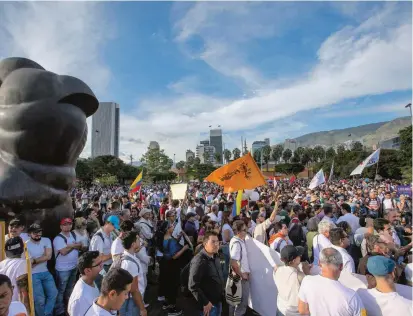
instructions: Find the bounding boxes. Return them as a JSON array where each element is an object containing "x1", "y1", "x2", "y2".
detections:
[
  {"x1": 5, "y1": 237, "x2": 24, "y2": 256},
  {"x1": 28, "y1": 223, "x2": 42, "y2": 233},
  {"x1": 60, "y1": 218, "x2": 73, "y2": 225},
  {"x1": 280, "y1": 245, "x2": 304, "y2": 263},
  {"x1": 9, "y1": 219, "x2": 23, "y2": 227},
  {"x1": 367, "y1": 255, "x2": 395, "y2": 276},
  {"x1": 106, "y1": 215, "x2": 120, "y2": 230}
]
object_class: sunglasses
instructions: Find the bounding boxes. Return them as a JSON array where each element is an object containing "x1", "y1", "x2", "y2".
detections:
[{"x1": 90, "y1": 261, "x2": 103, "y2": 268}]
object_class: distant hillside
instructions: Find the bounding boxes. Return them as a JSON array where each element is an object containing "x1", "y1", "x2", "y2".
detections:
[{"x1": 293, "y1": 116, "x2": 411, "y2": 148}]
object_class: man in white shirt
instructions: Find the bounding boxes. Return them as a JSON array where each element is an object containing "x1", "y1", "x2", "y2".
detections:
[
  {"x1": 111, "y1": 220, "x2": 134, "y2": 260},
  {"x1": 5, "y1": 219, "x2": 29, "y2": 243},
  {"x1": 329, "y1": 228, "x2": 355, "y2": 273},
  {"x1": 89, "y1": 215, "x2": 118, "y2": 290},
  {"x1": 116, "y1": 231, "x2": 147, "y2": 316},
  {"x1": 26, "y1": 224, "x2": 57, "y2": 316},
  {"x1": 253, "y1": 198, "x2": 281, "y2": 245},
  {"x1": 357, "y1": 255, "x2": 412, "y2": 315},
  {"x1": 53, "y1": 218, "x2": 83, "y2": 316},
  {"x1": 321, "y1": 204, "x2": 336, "y2": 225},
  {"x1": 0, "y1": 274, "x2": 28, "y2": 316},
  {"x1": 84, "y1": 268, "x2": 133, "y2": 316},
  {"x1": 336, "y1": 203, "x2": 360, "y2": 235},
  {"x1": 229, "y1": 220, "x2": 251, "y2": 316},
  {"x1": 0, "y1": 237, "x2": 27, "y2": 302},
  {"x1": 136, "y1": 209, "x2": 154, "y2": 243},
  {"x1": 312, "y1": 220, "x2": 334, "y2": 265},
  {"x1": 68, "y1": 251, "x2": 101, "y2": 316},
  {"x1": 298, "y1": 247, "x2": 366, "y2": 316}
]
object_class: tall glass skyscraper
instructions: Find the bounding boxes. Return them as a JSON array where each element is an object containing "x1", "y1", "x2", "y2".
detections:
[
  {"x1": 91, "y1": 102, "x2": 120, "y2": 158},
  {"x1": 209, "y1": 129, "x2": 223, "y2": 164}
]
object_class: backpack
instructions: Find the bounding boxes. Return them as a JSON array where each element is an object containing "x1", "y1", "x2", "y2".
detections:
[
  {"x1": 92, "y1": 231, "x2": 105, "y2": 243},
  {"x1": 111, "y1": 254, "x2": 140, "y2": 273},
  {"x1": 55, "y1": 232, "x2": 77, "y2": 259}
]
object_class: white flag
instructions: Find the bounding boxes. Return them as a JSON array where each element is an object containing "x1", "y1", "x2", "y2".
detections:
[
  {"x1": 172, "y1": 207, "x2": 185, "y2": 246},
  {"x1": 328, "y1": 160, "x2": 334, "y2": 182},
  {"x1": 309, "y1": 169, "x2": 325, "y2": 189},
  {"x1": 273, "y1": 178, "x2": 277, "y2": 188},
  {"x1": 350, "y1": 148, "x2": 381, "y2": 176}
]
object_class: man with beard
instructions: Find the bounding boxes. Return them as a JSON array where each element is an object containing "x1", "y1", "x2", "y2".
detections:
[{"x1": 25, "y1": 224, "x2": 57, "y2": 316}]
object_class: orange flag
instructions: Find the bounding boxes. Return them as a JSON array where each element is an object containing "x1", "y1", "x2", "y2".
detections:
[{"x1": 206, "y1": 152, "x2": 266, "y2": 191}]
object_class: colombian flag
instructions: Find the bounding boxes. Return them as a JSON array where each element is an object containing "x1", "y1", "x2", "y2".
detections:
[
  {"x1": 129, "y1": 171, "x2": 143, "y2": 193},
  {"x1": 232, "y1": 190, "x2": 243, "y2": 217}
]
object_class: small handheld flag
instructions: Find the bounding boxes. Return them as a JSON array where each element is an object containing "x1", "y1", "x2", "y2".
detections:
[{"x1": 129, "y1": 171, "x2": 143, "y2": 193}]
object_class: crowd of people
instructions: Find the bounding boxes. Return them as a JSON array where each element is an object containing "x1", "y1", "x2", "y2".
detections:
[{"x1": 0, "y1": 178, "x2": 412, "y2": 316}]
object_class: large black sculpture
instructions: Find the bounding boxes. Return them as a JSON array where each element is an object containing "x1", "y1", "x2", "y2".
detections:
[{"x1": 0, "y1": 57, "x2": 98, "y2": 239}]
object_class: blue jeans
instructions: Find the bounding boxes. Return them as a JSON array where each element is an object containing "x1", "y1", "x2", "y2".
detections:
[
  {"x1": 54, "y1": 269, "x2": 77, "y2": 315},
  {"x1": 200, "y1": 302, "x2": 222, "y2": 316},
  {"x1": 32, "y1": 272, "x2": 57, "y2": 316},
  {"x1": 120, "y1": 298, "x2": 141, "y2": 316}
]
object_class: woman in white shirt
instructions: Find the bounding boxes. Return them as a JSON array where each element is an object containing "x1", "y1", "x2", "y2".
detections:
[{"x1": 274, "y1": 245, "x2": 311, "y2": 316}]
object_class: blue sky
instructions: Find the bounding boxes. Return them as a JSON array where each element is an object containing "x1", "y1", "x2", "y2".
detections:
[{"x1": 0, "y1": 1, "x2": 411, "y2": 161}]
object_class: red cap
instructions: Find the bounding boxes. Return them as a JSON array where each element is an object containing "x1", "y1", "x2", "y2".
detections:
[{"x1": 60, "y1": 218, "x2": 73, "y2": 225}]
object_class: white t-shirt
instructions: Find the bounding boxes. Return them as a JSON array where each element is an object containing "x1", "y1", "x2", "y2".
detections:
[
  {"x1": 111, "y1": 237, "x2": 124, "y2": 256},
  {"x1": 68, "y1": 278, "x2": 100, "y2": 316},
  {"x1": 84, "y1": 300, "x2": 116, "y2": 316},
  {"x1": 270, "y1": 237, "x2": 293, "y2": 253},
  {"x1": 298, "y1": 274, "x2": 366, "y2": 316},
  {"x1": 207, "y1": 212, "x2": 219, "y2": 223},
  {"x1": 312, "y1": 234, "x2": 332, "y2": 265},
  {"x1": 331, "y1": 245, "x2": 355, "y2": 273},
  {"x1": 8, "y1": 301, "x2": 28, "y2": 315},
  {"x1": 404, "y1": 262, "x2": 413, "y2": 284},
  {"x1": 354, "y1": 227, "x2": 368, "y2": 247},
  {"x1": 74, "y1": 231, "x2": 89, "y2": 248},
  {"x1": 229, "y1": 236, "x2": 250, "y2": 273},
  {"x1": 5, "y1": 233, "x2": 29, "y2": 243},
  {"x1": 121, "y1": 251, "x2": 145, "y2": 295},
  {"x1": 0, "y1": 258, "x2": 27, "y2": 301},
  {"x1": 221, "y1": 224, "x2": 234, "y2": 244},
  {"x1": 336, "y1": 214, "x2": 360, "y2": 234},
  {"x1": 274, "y1": 266, "x2": 302, "y2": 316},
  {"x1": 53, "y1": 232, "x2": 79, "y2": 272},
  {"x1": 89, "y1": 229, "x2": 113, "y2": 265},
  {"x1": 25, "y1": 237, "x2": 52, "y2": 274},
  {"x1": 357, "y1": 288, "x2": 412, "y2": 316}
]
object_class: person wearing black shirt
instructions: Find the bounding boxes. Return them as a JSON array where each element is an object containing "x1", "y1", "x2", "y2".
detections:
[{"x1": 188, "y1": 231, "x2": 224, "y2": 316}]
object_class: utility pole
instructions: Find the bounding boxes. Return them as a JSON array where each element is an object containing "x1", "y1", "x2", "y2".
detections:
[{"x1": 129, "y1": 154, "x2": 133, "y2": 165}]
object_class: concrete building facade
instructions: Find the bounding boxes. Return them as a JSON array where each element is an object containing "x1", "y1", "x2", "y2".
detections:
[{"x1": 92, "y1": 102, "x2": 120, "y2": 158}]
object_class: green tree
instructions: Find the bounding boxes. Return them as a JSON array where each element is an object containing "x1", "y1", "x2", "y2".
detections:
[
  {"x1": 313, "y1": 145, "x2": 326, "y2": 162},
  {"x1": 337, "y1": 144, "x2": 346, "y2": 156},
  {"x1": 326, "y1": 147, "x2": 336, "y2": 160},
  {"x1": 275, "y1": 163, "x2": 305, "y2": 176},
  {"x1": 96, "y1": 174, "x2": 118, "y2": 186},
  {"x1": 140, "y1": 146, "x2": 173, "y2": 181},
  {"x1": 223, "y1": 149, "x2": 232, "y2": 163},
  {"x1": 294, "y1": 147, "x2": 305, "y2": 160},
  {"x1": 186, "y1": 156, "x2": 194, "y2": 167},
  {"x1": 301, "y1": 150, "x2": 311, "y2": 166},
  {"x1": 253, "y1": 149, "x2": 261, "y2": 164},
  {"x1": 75, "y1": 158, "x2": 93, "y2": 183},
  {"x1": 351, "y1": 141, "x2": 364, "y2": 152},
  {"x1": 202, "y1": 152, "x2": 210, "y2": 163},
  {"x1": 232, "y1": 148, "x2": 241, "y2": 159},
  {"x1": 291, "y1": 153, "x2": 301, "y2": 164},
  {"x1": 191, "y1": 163, "x2": 217, "y2": 181},
  {"x1": 271, "y1": 145, "x2": 284, "y2": 164},
  {"x1": 398, "y1": 125, "x2": 412, "y2": 182},
  {"x1": 214, "y1": 152, "x2": 221, "y2": 164},
  {"x1": 194, "y1": 157, "x2": 201, "y2": 165},
  {"x1": 262, "y1": 145, "x2": 272, "y2": 171},
  {"x1": 176, "y1": 161, "x2": 185, "y2": 169},
  {"x1": 282, "y1": 149, "x2": 292, "y2": 162}
]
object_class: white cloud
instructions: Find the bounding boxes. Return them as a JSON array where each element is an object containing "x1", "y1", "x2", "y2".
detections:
[{"x1": 1, "y1": 2, "x2": 411, "y2": 163}]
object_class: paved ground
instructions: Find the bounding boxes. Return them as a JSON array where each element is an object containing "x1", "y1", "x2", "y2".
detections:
[{"x1": 145, "y1": 280, "x2": 260, "y2": 316}]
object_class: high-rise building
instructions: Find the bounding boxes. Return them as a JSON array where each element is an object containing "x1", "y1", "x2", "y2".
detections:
[
  {"x1": 283, "y1": 139, "x2": 297, "y2": 153},
  {"x1": 200, "y1": 139, "x2": 210, "y2": 146},
  {"x1": 196, "y1": 145, "x2": 216, "y2": 164},
  {"x1": 149, "y1": 141, "x2": 160, "y2": 150},
  {"x1": 264, "y1": 138, "x2": 270, "y2": 146},
  {"x1": 251, "y1": 141, "x2": 267, "y2": 156},
  {"x1": 209, "y1": 129, "x2": 223, "y2": 164},
  {"x1": 186, "y1": 150, "x2": 195, "y2": 161},
  {"x1": 92, "y1": 102, "x2": 120, "y2": 158}
]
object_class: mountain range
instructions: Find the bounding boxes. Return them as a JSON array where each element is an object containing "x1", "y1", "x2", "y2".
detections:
[{"x1": 292, "y1": 116, "x2": 411, "y2": 148}]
